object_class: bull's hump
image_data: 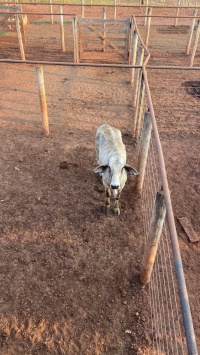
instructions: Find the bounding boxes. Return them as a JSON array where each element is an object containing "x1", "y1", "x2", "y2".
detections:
[
  {"x1": 101, "y1": 127, "x2": 123, "y2": 145},
  {"x1": 103, "y1": 126, "x2": 121, "y2": 140}
]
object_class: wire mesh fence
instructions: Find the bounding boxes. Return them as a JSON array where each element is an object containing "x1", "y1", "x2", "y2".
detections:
[
  {"x1": 140, "y1": 130, "x2": 187, "y2": 354},
  {"x1": 131, "y1": 18, "x2": 198, "y2": 353}
]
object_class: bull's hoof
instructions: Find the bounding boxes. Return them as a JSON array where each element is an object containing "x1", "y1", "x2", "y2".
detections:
[
  {"x1": 113, "y1": 208, "x2": 120, "y2": 216},
  {"x1": 103, "y1": 205, "x2": 110, "y2": 214}
]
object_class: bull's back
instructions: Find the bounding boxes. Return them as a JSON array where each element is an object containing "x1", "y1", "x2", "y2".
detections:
[{"x1": 96, "y1": 124, "x2": 126, "y2": 164}]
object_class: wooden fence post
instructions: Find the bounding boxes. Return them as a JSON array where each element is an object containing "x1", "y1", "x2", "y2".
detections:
[
  {"x1": 140, "y1": 189, "x2": 166, "y2": 284},
  {"x1": 145, "y1": 7, "x2": 152, "y2": 47},
  {"x1": 144, "y1": 3, "x2": 149, "y2": 27},
  {"x1": 132, "y1": 46, "x2": 144, "y2": 107},
  {"x1": 49, "y1": 0, "x2": 54, "y2": 24},
  {"x1": 18, "y1": 6, "x2": 26, "y2": 44},
  {"x1": 81, "y1": 0, "x2": 84, "y2": 18},
  {"x1": 186, "y1": 9, "x2": 197, "y2": 54},
  {"x1": 73, "y1": 16, "x2": 79, "y2": 63},
  {"x1": 36, "y1": 66, "x2": 49, "y2": 137},
  {"x1": 133, "y1": 73, "x2": 146, "y2": 139},
  {"x1": 175, "y1": 0, "x2": 181, "y2": 27},
  {"x1": 130, "y1": 30, "x2": 138, "y2": 85},
  {"x1": 114, "y1": 0, "x2": 117, "y2": 20},
  {"x1": 135, "y1": 111, "x2": 152, "y2": 193},
  {"x1": 15, "y1": 14, "x2": 25, "y2": 60},
  {"x1": 189, "y1": 20, "x2": 200, "y2": 67},
  {"x1": 59, "y1": 6, "x2": 65, "y2": 52},
  {"x1": 102, "y1": 7, "x2": 106, "y2": 52},
  {"x1": 137, "y1": 76, "x2": 146, "y2": 134}
]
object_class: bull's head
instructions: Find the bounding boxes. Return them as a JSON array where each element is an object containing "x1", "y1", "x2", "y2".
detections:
[{"x1": 93, "y1": 163, "x2": 138, "y2": 190}]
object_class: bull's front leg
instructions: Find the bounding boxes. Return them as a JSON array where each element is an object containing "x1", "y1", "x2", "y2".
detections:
[
  {"x1": 103, "y1": 187, "x2": 111, "y2": 214},
  {"x1": 113, "y1": 190, "x2": 121, "y2": 216}
]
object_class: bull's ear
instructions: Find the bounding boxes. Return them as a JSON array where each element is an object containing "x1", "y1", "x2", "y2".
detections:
[
  {"x1": 93, "y1": 165, "x2": 109, "y2": 174},
  {"x1": 124, "y1": 164, "x2": 138, "y2": 175}
]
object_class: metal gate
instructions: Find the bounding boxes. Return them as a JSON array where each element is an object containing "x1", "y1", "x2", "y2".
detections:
[{"x1": 74, "y1": 17, "x2": 131, "y2": 63}]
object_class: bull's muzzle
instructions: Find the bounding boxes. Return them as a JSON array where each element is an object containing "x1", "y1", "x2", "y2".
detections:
[{"x1": 111, "y1": 185, "x2": 119, "y2": 190}]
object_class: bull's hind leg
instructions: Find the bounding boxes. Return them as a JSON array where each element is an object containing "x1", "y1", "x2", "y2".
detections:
[
  {"x1": 103, "y1": 188, "x2": 111, "y2": 214},
  {"x1": 113, "y1": 191, "x2": 121, "y2": 216}
]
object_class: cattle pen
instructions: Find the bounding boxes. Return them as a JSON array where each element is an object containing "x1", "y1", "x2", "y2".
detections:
[{"x1": 0, "y1": 1, "x2": 199, "y2": 354}]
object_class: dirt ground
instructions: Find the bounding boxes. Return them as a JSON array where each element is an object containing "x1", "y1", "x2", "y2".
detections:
[
  {"x1": 0, "y1": 62, "x2": 152, "y2": 354},
  {"x1": 0, "y1": 4, "x2": 200, "y2": 355}
]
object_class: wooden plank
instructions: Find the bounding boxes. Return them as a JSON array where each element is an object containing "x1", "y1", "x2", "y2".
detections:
[
  {"x1": 178, "y1": 217, "x2": 199, "y2": 243},
  {"x1": 81, "y1": 30, "x2": 127, "y2": 37},
  {"x1": 83, "y1": 44, "x2": 125, "y2": 51},
  {"x1": 83, "y1": 35, "x2": 126, "y2": 42},
  {"x1": 81, "y1": 52, "x2": 122, "y2": 60},
  {"x1": 84, "y1": 41, "x2": 126, "y2": 48},
  {"x1": 82, "y1": 25, "x2": 126, "y2": 32},
  {"x1": 0, "y1": 35, "x2": 18, "y2": 43},
  {"x1": 87, "y1": 24, "x2": 124, "y2": 57}
]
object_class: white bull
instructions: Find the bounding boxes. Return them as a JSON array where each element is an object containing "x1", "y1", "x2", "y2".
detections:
[{"x1": 93, "y1": 124, "x2": 138, "y2": 215}]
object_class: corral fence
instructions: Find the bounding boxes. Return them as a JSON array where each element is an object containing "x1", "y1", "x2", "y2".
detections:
[
  {"x1": 0, "y1": 3, "x2": 200, "y2": 66},
  {"x1": 0, "y1": 7, "x2": 199, "y2": 355},
  {"x1": 130, "y1": 17, "x2": 198, "y2": 353}
]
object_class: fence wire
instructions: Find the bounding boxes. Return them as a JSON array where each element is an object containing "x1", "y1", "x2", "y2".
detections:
[
  {"x1": 140, "y1": 133, "x2": 187, "y2": 354},
  {"x1": 132, "y1": 12, "x2": 198, "y2": 352}
]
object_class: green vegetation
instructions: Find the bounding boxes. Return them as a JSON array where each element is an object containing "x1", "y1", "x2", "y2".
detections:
[
  {"x1": 32, "y1": 20, "x2": 72, "y2": 24},
  {"x1": 27, "y1": 0, "x2": 116, "y2": 5}
]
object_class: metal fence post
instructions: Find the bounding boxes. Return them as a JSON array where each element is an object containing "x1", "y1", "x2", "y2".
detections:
[
  {"x1": 59, "y1": 6, "x2": 65, "y2": 52},
  {"x1": 36, "y1": 66, "x2": 49, "y2": 137},
  {"x1": 135, "y1": 111, "x2": 152, "y2": 193},
  {"x1": 140, "y1": 189, "x2": 166, "y2": 284},
  {"x1": 186, "y1": 9, "x2": 197, "y2": 54},
  {"x1": 189, "y1": 20, "x2": 200, "y2": 67}
]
